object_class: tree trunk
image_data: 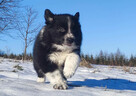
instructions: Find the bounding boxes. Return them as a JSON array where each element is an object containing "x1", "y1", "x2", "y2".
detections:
[
  {"x1": 23, "y1": 45, "x2": 27, "y2": 61},
  {"x1": 23, "y1": 38, "x2": 27, "y2": 61}
]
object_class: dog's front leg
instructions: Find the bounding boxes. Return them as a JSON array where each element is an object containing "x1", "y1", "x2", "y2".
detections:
[
  {"x1": 63, "y1": 53, "x2": 81, "y2": 79},
  {"x1": 45, "y1": 69, "x2": 68, "y2": 90}
]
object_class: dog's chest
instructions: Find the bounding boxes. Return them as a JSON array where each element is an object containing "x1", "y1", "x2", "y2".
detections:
[{"x1": 49, "y1": 52, "x2": 69, "y2": 65}]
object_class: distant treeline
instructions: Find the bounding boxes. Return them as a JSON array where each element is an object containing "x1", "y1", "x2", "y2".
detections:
[
  {"x1": 81, "y1": 49, "x2": 136, "y2": 67},
  {"x1": 0, "y1": 52, "x2": 33, "y2": 60},
  {"x1": 0, "y1": 49, "x2": 136, "y2": 67}
]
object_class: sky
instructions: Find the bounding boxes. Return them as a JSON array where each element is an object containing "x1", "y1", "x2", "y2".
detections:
[{"x1": 0, "y1": 0, "x2": 136, "y2": 57}]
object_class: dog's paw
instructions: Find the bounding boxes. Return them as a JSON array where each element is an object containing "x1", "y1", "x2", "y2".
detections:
[
  {"x1": 64, "y1": 70, "x2": 75, "y2": 79},
  {"x1": 37, "y1": 77, "x2": 45, "y2": 83},
  {"x1": 53, "y1": 83, "x2": 68, "y2": 90}
]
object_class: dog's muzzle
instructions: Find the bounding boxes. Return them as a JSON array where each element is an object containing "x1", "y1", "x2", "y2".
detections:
[{"x1": 66, "y1": 38, "x2": 74, "y2": 46}]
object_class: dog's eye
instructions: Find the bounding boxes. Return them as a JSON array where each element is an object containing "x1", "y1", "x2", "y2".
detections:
[{"x1": 57, "y1": 27, "x2": 65, "y2": 32}]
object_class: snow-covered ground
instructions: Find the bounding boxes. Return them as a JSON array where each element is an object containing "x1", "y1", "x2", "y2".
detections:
[{"x1": 0, "y1": 58, "x2": 136, "y2": 96}]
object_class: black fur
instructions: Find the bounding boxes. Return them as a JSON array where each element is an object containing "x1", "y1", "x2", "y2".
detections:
[{"x1": 33, "y1": 9, "x2": 82, "y2": 81}]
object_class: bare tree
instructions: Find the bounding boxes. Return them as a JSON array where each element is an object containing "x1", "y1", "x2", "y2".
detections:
[
  {"x1": 0, "y1": 0, "x2": 21, "y2": 36},
  {"x1": 16, "y1": 7, "x2": 40, "y2": 60},
  {"x1": 5, "y1": 46, "x2": 11, "y2": 57}
]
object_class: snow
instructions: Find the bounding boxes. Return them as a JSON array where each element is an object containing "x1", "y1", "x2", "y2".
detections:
[{"x1": 0, "y1": 58, "x2": 136, "y2": 96}]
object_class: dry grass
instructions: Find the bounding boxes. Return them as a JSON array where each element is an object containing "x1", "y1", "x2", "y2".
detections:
[
  {"x1": 0, "y1": 58, "x2": 4, "y2": 64},
  {"x1": 80, "y1": 58, "x2": 93, "y2": 68},
  {"x1": 123, "y1": 66, "x2": 130, "y2": 73},
  {"x1": 13, "y1": 64, "x2": 23, "y2": 71},
  {"x1": 121, "y1": 66, "x2": 136, "y2": 74}
]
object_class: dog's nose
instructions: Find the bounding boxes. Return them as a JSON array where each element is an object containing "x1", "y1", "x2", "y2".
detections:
[{"x1": 67, "y1": 38, "x2": 74, "y2": 44}]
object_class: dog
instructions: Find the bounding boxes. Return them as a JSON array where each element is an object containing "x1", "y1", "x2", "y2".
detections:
[{"x1": 33, "y1": 9, "x2": 82, "y2": 90}]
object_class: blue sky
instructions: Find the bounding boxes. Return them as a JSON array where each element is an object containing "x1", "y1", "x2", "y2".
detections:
[{"x1": 0, "y1": 0, "x2": 136, "y2": 57}]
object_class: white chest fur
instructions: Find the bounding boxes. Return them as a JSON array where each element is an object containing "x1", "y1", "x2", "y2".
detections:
[
  {"x1": 49, "y1": 52, "x2": 69, "y2": 66},
  {"x1": 48, "y1": 51, "x2": 81, "y2": 80}
]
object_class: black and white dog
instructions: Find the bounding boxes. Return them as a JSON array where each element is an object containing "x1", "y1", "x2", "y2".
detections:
[{"x1": 33, "y1": 9, "x2": 82, "y2": 90}]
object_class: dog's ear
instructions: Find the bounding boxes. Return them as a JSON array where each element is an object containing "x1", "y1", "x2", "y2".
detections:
[
  {"x1": 74, "y1": 12, "x2": 79, "y2": 20},
  {"x1": 44, "y1": 9, "x2": 54, "y2": 24}
]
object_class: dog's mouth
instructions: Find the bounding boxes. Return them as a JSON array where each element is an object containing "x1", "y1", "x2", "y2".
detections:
[
  {"x1": 65, "y1": 43, "x2": 72, "y2": 46},
  {"x1": 65, "y1": 38, "x2": 74, "y2": 46},
  {"x1": 64, "y1": 42, "x2": 75, "y2": 46}
]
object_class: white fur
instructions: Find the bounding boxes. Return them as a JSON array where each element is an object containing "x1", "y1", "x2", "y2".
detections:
[
  {"x1": 45, "y1": 70, "x2": 68, "y2": 89},
  {"x1": 49, "y1": 44, "x2": 79, "y2": 66},
  {"x1": 53, "y1": 44, "x2": 78, "y2": 52},
  {"x1": 67, "y1": 16, "x2": 71, "y2": 34},
  {"x1": 48, "y1": 17, "x2": 53, "y2": 22},
  {"x1": 63, "y1": 53, "x2": 81, "y2": 79},
  {"x1": 49, "y1": 51, "x2": 68, "y2": 66},
  {"x1": 37, "y1": 77, "x2": 45, "y2": 83},
  {"x1": 40, "y1": 28, "x2": 45, "y2": 38},
  {"x1": 65, "y1": 17, "x2": 74, "y2": 39},
  {"x1": 50, "y1": 44, "x2": 80, "y2": 79}
]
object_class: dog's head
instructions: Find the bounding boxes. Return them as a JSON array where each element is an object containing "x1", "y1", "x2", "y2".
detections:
[{"x1": 44, "y1": 9, "x2": 82, "y2": 51}]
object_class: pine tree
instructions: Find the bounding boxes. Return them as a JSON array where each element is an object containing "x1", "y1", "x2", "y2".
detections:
[
  {"x1": 99, "y1": 50, "x2": 104, "y2": 64},
  {"x1": 110, "y1": 53, "x2": 114, "y2": 66},
  {"x1": 90, "y1": 55, "x2": 94, "y2": 64}
]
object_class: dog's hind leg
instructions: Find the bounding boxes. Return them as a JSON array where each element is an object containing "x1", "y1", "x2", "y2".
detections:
[
  {"x1": 34, "y1": 64, "x2": 45, "y2": 83},
  {"x1": 36, "y1": 69, "x2": 45, "y2": 83}
]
